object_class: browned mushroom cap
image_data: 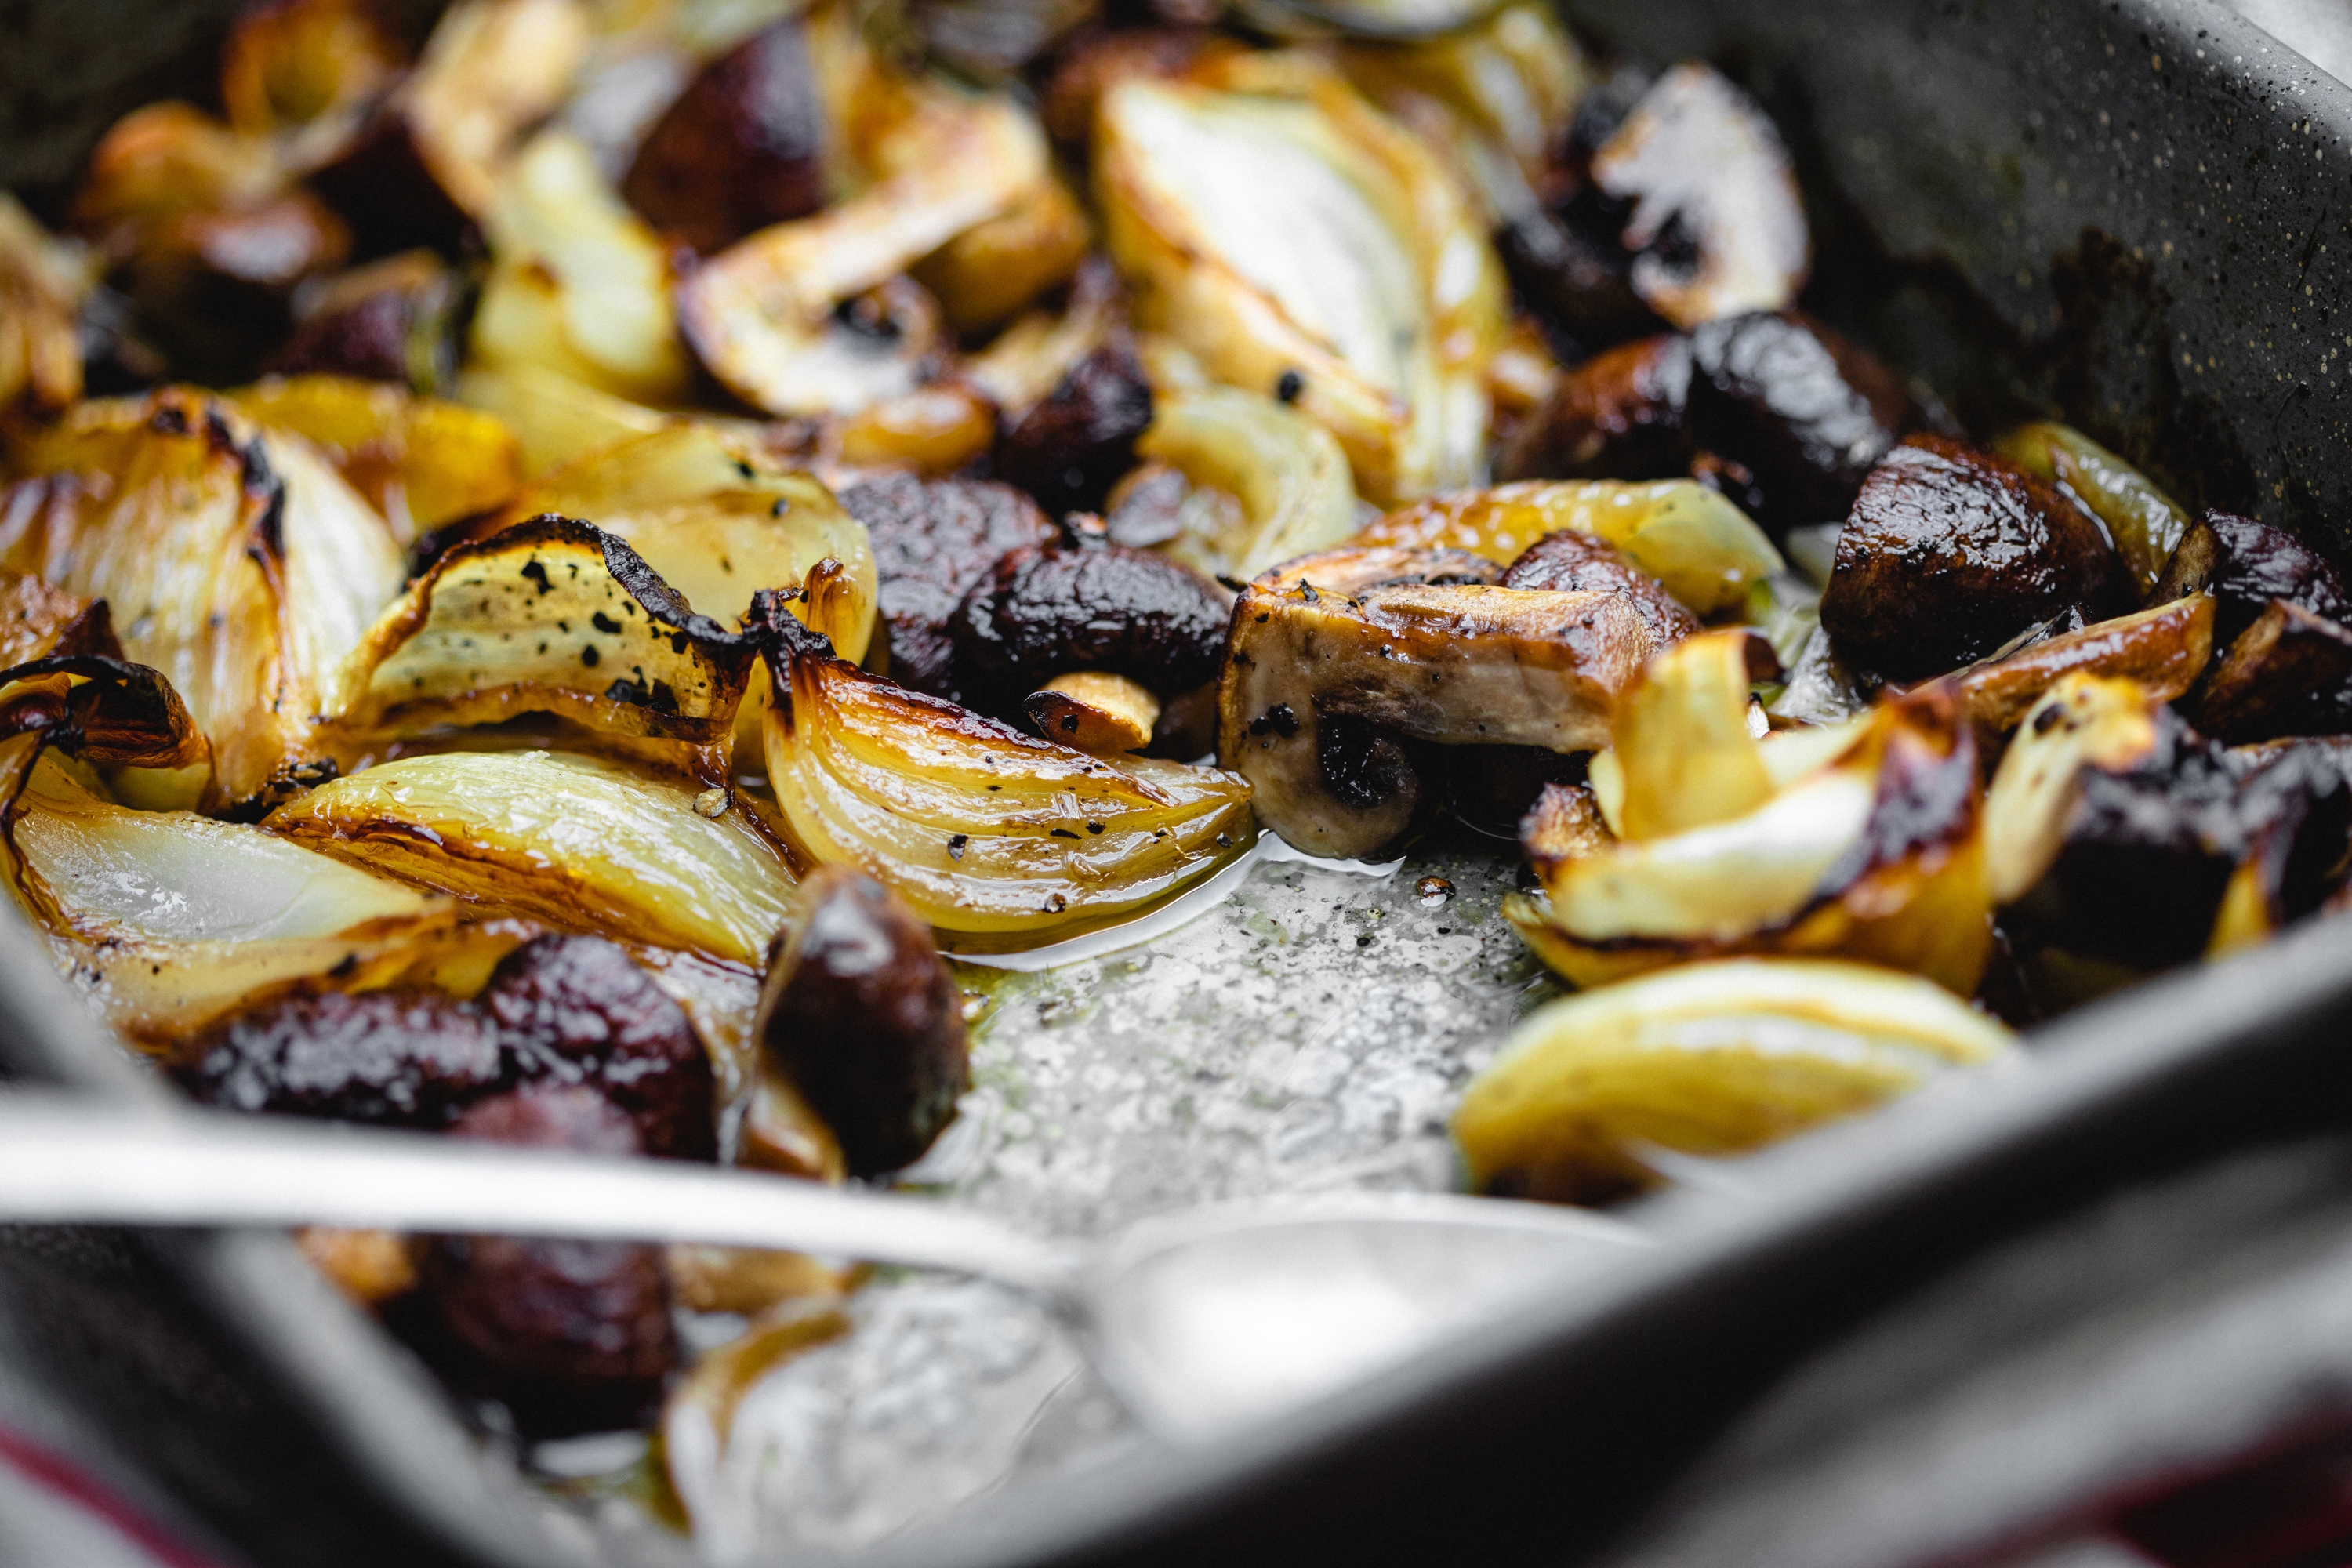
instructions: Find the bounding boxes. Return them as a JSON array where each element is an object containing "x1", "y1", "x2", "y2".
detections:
[
  {"x1": 267, "y1": 249, "x2": 467, "y2": 391},
  {"x1": 1686, "y1": 310, "x2": 1926, "y2": 532},
  {"x1": 1496, "y1": 332, "x2": 1693, "y2": 483},
  {"x1": 1587, "y1": 62, "x2": 1809, "y2": 332},
  {"x1": 838, "y1": 473, "x2": 1058, "y2": 702},
  {"x1": 951, "y1": 537, "x2": 1229, "y2": 713},
  {"x1": 1499, "y1": 529, "x2": 1700, "y2": 645},
  {"x1": 1820, "y1": 436, "x2": 2131, "y2": 681},
  {"x1": 2194, "y1": 598, "x2": 2352, "y2": 743},
  {"x1": 415, "y1": 1083, "x2": 677, "y2": 1437},
  {"x1": 1220, "y1": 572, "x2": 1657, "y2": 860},
  {"x1": 993, "y1": 339, "x2": 1155, "y2": 517},
  {"x1": 1254, "y1": 544, "x2": 1503, "y2": 596},
  {"x1": 755, "y1": 866, "x2": 969, "y2": 1178},
  {"x1": 2154, "y1": 510, "x2": 2352, "y2": 645},
  {"x1": 622, "y1": 18, "x2": 823, "y2": 255}
]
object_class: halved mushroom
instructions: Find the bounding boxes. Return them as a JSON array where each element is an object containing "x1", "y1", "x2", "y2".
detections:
[
  {"x1": 1984, "y1": 673, "x2": 2351, "y2": 971},
  {"x1": 1998, "y1": 421, "x2": 2190, "y2": 598},
  {"x1": 993, "y1": 339, "x2": 1155, "y2": 517},
  {"x1": 2154, "y1": 510, "x2": 2352, "y2": 648},
  {"x1": 1352, "y1": 477, "x2": 1782, "y2": 617},
  {"x1": 1507, "y1": 632, "x2": 1992, "y2": 994},
  {"x1": 1220, "y1": 558, "x2": 1659, "y2": 860},
  {"x1": 1124, "y1": 383, "x2": 1361, "y2": 580},
  {"x1": 469, "y1": 129, "x2": 693, "y2": 406},
  {"x1": 2194, "y1": 599, "x2": 2352, "y2": 743},
  {"x1": 0, "y1": 195, "x2": 96, "y2": 416},
  {"x1": 1451, "y1": 957, "x2": 2013, "y2": 1203},
  {"x1": 1496, "y1": 332, "x2": 1693, "y2": 483},
  {"x1": 230, "y1": 373, "x2": 525, "y2": 543},
  {"x1": 317, "y1": 517, "x2": 757, "y2": 783},
  {"x1": 1497, "y1": 529, "x2": 1700, "y2": 645},
  {"x1": 265, "y1": 748, "x2": 797, "y2": 966},
  {"x1": 1094, "y1": 52, "x2": 1504, "y2": 503},
  {"x1": 621, "y1": 16, "x2": 827, "y2": 255},
  {"x1": 951, "y1": 536, "x2": 1229, "y2": 720},
  {"x1": 840, "y1": 472, "x2": 1058, "y2": 701},
  {"x1": 1820, "y1": 436, "x2": 2132, "y2": 681},
  {"x1": 755, "y1": 866, "x2": 969, "y2": 1178},
  {"x1": 267, "y1": 250, "x2": 470, "y2": 393},
  {"x1": 1956, "y1": 594, "x2": 2216, "y2": 752},
  {"x1": 4, "y1": 388, "x2": 407, "y2": 806},
  {"x1": 754, "y1": 593, "x2": 1254, "y2": 939},
  {"x1": 311, "y1": 0, "x2": 592, "y2": 255},
  {"x1": 1586, "y1": 62, "x2": 1809, "y2": 332}
]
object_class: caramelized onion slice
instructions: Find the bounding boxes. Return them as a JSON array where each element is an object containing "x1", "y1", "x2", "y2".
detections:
[
  {"x1": 454, "y1": 362, "x2": 670, "y2": 476},
  {"x1": 229, "y1": 375, "x2": 526, "y2": 543},
  {"x1": 1135, "y1": 386, "x2": 1359, "y2": 581},
  {"x1": 1452, "y1": 957, "x2": 2013, "y2": 1203},
  {"x1": 757, "y1": 605, "x2": 1254, "y2": 938},
  {"x1": 1355, "y1": 478, "x2": 1780, "y2": 617},
  {"x1": 265, "y1": 750, "x2": 795, "y2": 966},
  {"x1": 321, "y1": 516, "x2": 754, "y2": 782}
]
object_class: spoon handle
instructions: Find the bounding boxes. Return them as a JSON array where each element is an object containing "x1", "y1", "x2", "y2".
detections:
[{"x1": 0, "y1": 1093, "x2": 1074, "y2": 1294}]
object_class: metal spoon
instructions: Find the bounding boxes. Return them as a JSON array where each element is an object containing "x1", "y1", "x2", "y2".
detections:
[{"x1": 0, "y1": 1093, "x2": 1641, "y2": 1440}]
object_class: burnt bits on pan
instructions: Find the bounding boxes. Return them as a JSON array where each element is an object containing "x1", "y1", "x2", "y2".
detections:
[
  {"x1": 840, "y1": 473, "x2": 1058, "y2": 702},
  {"x1": 1820, "y1": 436, "x2": 2131, "y2": 681}
]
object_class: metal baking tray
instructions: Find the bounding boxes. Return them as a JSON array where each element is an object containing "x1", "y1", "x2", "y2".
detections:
[{"x1": 5, "y1": 0, "x2": 2352, "y2": 1563}]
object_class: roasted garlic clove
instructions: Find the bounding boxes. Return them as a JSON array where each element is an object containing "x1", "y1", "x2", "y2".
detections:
[
  {"x1": 1512, "y1": 664, "x2": 1991, "y2": 994},
  {"x1": 230, "y1": 372, "x2": 524, "y2": 543},
  {"x1": 1985, "y1": 673, "x2": 2351, "y2": 968},
  {"x1": 1587, "y1": 62, "x2": 1809, "y2": 332},
  {"x1": 622, "y1": 16, "x2": 826, "y2": 255},
  {"x1": 1220, "y1": 565, "x2": 1657, "y2": 860},
  {"x1": 1820, "y1": 436, "x2": 2132, "y2": 681},
  {"x1": 755, "y1": 596, "x2": 1254, "y2": 937},
  {"x1": 950, "y1": 538, "x2": 1228, "y2": 717},
  {"x1": 1354, "y1": 477, "x2": 1781, "y2": 617},
  {"x1": 1957, "y1": 594, "x2": 2215, "y2": 751},
  {"x1": 1027, "y1": 671, "x2": 1163, "y2": 755},
  {"x1": 1684, "y1": 311, "x2": 1926, "y2": 533},
  {"x1": 318, "y1": 516, "x2": 756, "y2": 782},
  {"x1": 1127, "y1": 383, "x2": 1361, "y2": 581},
  {"x1": 0, "y1": 195, "x2": 96, "y2": 416},
  {"x1": 4, "y1": 389, "x2": 406, "y2": 806},
  {"x1": 312, "y1": 0, "x2": 591, "y2": 254},
  {"x1": 2154, "y1": 510, "x2": 2352, "y2": 648},
  {"x1": 265, "y1": 749, "x2": 797, "y2": 966},
  {"x1": 469, "y1": 130, "x2": 691, "y2": 406},
  {"x1": 1094, "y1": 53, "x2": 1504, "y2": 503},
  {"x1": 840, "y1": 473, "x2": 1058, "y2": 702},
  {"x1": 1452, "y1": 957, "x2": 2013, "y2": 1203},
  {"x1": 755, "y1": 866, "x2": 970, "y2": 1177},
  {"x1": 1997, "y1": 422, "x2": 2191, "y2": 599}
]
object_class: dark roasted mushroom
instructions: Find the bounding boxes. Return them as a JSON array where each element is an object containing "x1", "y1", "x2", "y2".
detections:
[
  {"x1": 993, "y1": 339, "x2": 1155, "y2": 517},
  {"x1": 2154, "y1": 510, "x2": 2352, "y2": 647},
  {"x1": 839, "y1": 474, "x2": 1058, "y2": 702},
  {"x1": 412, "y1": 1083, "x2": 677, "y2": 1436},
  {"x1": 267, "y1": 249, "x2": 467, "y2": 390},
  {"x1": 1498, "y1": 528, "x2": 1700, "y2": 644},
  {"x1": 621, "y1": 18, "x2": 826, "y2": 254},
  {"x1": 176, "y1": 988, "x2": 502, "y2": 1128},
  {"x1": 1684, "y1": 310, "x2": 1925, "y2": 533},
  {"x1": 755, "y1": 867, "x2": 970, "y2": 1178},
  {"x1": 2193, "y1": 598, "x2": 2352, "y2": 744},
  {"x1": 479, "y1": 935, "x2": 717, "y2": 1162},
  {"x1": 950, "y1": 536, "x2": 1228, "y2": 713},
  {"x1": 1820, "y1": 436, "x2": 2131, "y2": 681},
  {"x1": 1496, "y1": 332, "x2": 1692, "y2": 483}
]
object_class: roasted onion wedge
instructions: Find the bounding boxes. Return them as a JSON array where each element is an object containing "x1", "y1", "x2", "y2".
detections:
[
  {"x1": 1452, "y1": 957, "x2": 2013, "y2": 1203},
  {"x1": 452, "y1": 361, "x2": 672, "y2": 476},
  {"x1": 756, "y1": 600, "x2": 1253, "y2": 939},
  {"x1": 1511, "y1": 639, "x2": 1992, "y2": 994},
  {"x1": 1132, "y1": 385, "x2": 1360, "y2": 581},
  {"x1": 1353, "y1": 478, "x2": 1781, "y2": 617},
  {"x1": 266, "y1": 749, "x2": 795, "y2": 966},
  {"x1": 1094, "y1": 53, "x2": 1504, "y2": 504},
  {"x1": 229, "y1": 375, "x2": 526, "y2": 543},
  {"x1": 320, "y1": 517, "x2": 754, "y2": 783},
  {"x1": 3, "y1": 388, "x2": 406, "y2": 806},
  {"x1": 1221, "y1": 564, "x2": 1658, "y2": 860},
  {"x1": 0, "y1": 194, "x2": 96, "y2": 416}
]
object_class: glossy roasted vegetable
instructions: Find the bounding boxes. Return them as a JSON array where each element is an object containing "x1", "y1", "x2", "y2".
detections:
[
  {"x1": 3, "y1": 388, "x2": 407, "y2": 805},
  {"x1": 2155, "y1": 510, "x2": 2352, "y2": 648},
  {"x1": 470, "y1": 130, "x2": 692, "y2": 406},
  {"x1": 268, "y1": 250, "x2": 470, "y2": 391},
  {"x1": 1955, "y1": 595, "x2": 2215, "y2": 752},
  {"x1": 1508, "y1": 631, "x2": 1993, "y2": 994},
  {"x1": 841, "y1": 473, "x2": 1057, "y2": 702},
  {"x1": 229, "y1": 373, "x2": 525, "y2": 542},
  {"x1": 1452, "y1": 957, "x2": 2013, "y2": 1202},
  {"x1": 1126, "y1": 383, "x2": 1360, "y2": 580},
  {"x1": 1997, "y1": 421, "x2": 2190, "y2": 598},
  {"x1": 755, "y1": 595, "x2": 1254, "y2": 939},
  {"x1": 1352, "y1": 477, "x2": 1782, "y2": 616},
  {"x1": 622, "y1": 16, "x2": 826, "y2": 255},
  {"x1": 318, "y1": 517, "x2": 757, "y2": 782},
  {"x1": 951, "y1": 537, "x2": 1229, "y2": 717},
  {"x1": 1094, "y1": 52, "x2": 1505, "y2": 503},
  {"x1": 1221, "y1": 549, "x2": 1661, "y2": 859},
  {"x1": 265, "y1": 749, "x2": 797, "y2": 966},
  {"x1": 452, "y1": 361, "x2": 670, "y2": 475},
  {"x1": 219, "y1": 0, "x2": 405, "y2": 162},
  {"x1": 0, "y1": 195, "x2": 96, "y2": 416},
  {"x1": 756, "y1": 866, "x2": 969, "y2": 1176}
]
